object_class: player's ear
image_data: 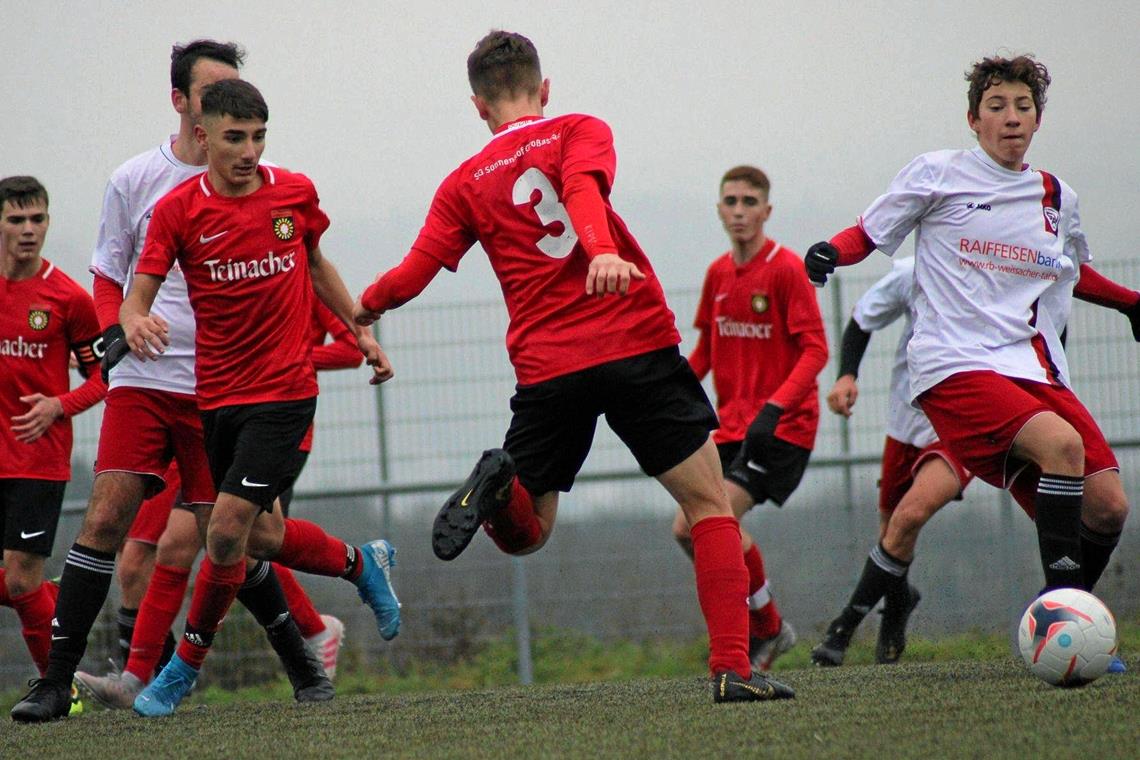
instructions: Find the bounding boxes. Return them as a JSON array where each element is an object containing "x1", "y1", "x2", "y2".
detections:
[
  {"x1": 172, "y1": 88, "x2": 188, "y2": 116},
  {"x1": 193, "y1": 123, "x2": 208, "y2": 149},
  {"x1": 471, "y1": 94, "x2": 490, "y2": 122},
  {"x1": 966, "y1": 109, "x2": 978, "y2": 134},
  {"x1": 539, "y1": 78, "x2": 550, "y2": 107}
]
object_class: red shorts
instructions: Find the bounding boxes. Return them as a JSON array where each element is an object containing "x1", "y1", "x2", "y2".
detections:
[
  {"x1": 878, "y1": 436, "x2": 973, "y2": 515},
  {"x1": 95, "y1": 387, "x2": 216, "y2": 505},
  {"x1": 125, "y1": 461, "x2": 181, "y2": 544},
  {"x1": 918, "y1": 371, "x2": 1118, "y2": 501}
]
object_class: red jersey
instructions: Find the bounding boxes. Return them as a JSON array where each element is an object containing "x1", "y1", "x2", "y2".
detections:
[
  {"x1": 136, "y1": 166, "x2": 327, "y2": 409},
  {"x1": 1, "y1": 260, "x2": 102, "y2": 479},
  {"x1": 412, "y1": 113, "x2": 680, "y2": 385},
  {"x1": 691, "y1": 241, "x2": 825, "y2": 449}
]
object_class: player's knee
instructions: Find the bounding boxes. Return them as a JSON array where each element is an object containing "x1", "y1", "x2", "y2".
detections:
[
  {"x1": 4, "y1": 570, "x2": 37, "y2": 598},
  {"x1": 1084, "y1": 490, "x2": 1129, "y2": 532}
]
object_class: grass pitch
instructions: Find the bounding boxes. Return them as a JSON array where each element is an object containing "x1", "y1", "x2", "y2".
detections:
[{"x1": 3, "y1": 656, "x2": 1136, "y2": 760}]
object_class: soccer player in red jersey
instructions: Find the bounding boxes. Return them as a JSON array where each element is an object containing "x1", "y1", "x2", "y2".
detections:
[
  {"x1": 0, "y1": 176, "x2": 105, "y2": 683},
  {"x1": 118, "y1": 78, "x2": 398, "y2": 717},
  {"x1": 673, "y1": 166, "x2": 827, "y2": 671},
  {"x1": 804, "y1": 56, "x2": 1134, "y2": 601},
  {"x1": 354, "y1": 30, "x2": 793, "y2": 703}
]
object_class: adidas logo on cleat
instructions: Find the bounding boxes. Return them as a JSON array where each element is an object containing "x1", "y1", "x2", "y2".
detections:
[{"x1": 1049, "y1": 556, "x2": 1080, "y2": 571}]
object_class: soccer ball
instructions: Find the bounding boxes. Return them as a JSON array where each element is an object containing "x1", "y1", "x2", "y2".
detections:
[{"x1": 1017, "y1": 588, "x2": 1117, "y2": 687}]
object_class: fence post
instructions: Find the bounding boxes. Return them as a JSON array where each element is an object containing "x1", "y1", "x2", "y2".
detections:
[
  {"x1": 829, "y1": 280, "x2": 855, "y2": 510},
  {"x1": 372, "y1": 322, "x2": 392, "y2": 538},
  {"x1": 512, "y1": 556, "x2": 533, "y2": 685}
]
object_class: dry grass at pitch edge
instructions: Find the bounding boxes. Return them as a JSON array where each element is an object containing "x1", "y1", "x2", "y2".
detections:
[{"x1": 3, "y1": 657, "x2": 1137, "y2": 760}]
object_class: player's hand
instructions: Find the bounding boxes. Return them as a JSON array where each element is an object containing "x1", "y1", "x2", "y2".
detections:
[
  {"x1": 99, "y1": 324, "x2": 130, "y2": 383},
  {"x1": 353, "y1": 297, "x2": 382, "y2": 327},
  {"x1": 741, "y1": 402, "x2": 782, "y2": 470},
  {"x1": 827, "y1": 375, "x2": 859, "y2": 417},
  {"x1": 122, "y1": 313, "x2": 170, "y2": 361},
  {"x1": 1122, "y1": 298, "x2": 1140, "y2": 342},
  {"x1": 357, "y1": 330, "x2": 394, "y2": 385},
  {"x1": 804, "y1": 241, "x2": 839, "y2": 287},
  {"x1": 11, "y1": 394, "x2": 64, "y2": 443},
  {"x1": 585, "y1": 253, "x2": 646, "y2": 297}
]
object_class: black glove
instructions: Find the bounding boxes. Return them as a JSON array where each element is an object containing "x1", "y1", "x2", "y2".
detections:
[
  {"x1": 741, "y1": 402, "x2": 782, "y2": 471},
  {"x1": 804, "y1": 241, "x2": 839, "y2": 287},
  {"x1": 99, "y1": 324, "x2": 129, "y2": 384},
  {"x1": 1123, "y1": 299, "x2": 1140, "y2": 342}
]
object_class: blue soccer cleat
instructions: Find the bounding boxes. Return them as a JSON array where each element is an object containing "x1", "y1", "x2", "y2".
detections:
[
  {"x1": 1106, "y1": 655, "x2": 1126, "y2": 674},
  {"x1": 133, "y1": 654, "x2": 198, "y2": 717},
  {"x1": 354, "y1": 540, "x2": 401, "y2": 640}
]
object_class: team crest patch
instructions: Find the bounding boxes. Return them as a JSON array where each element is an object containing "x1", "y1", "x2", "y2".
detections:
[
  {"x1": 751, "y1": 294, "x2": 769, "y2": 314},
  {"x1": 271, "y1": 210, "x2": 295, "y2": 241},
  {"x1": 28, "y1": 309, "x2": 50, "y2": 331}
]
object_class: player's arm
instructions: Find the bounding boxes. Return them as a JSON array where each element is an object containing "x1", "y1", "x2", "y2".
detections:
[
  {"x1": 309, "y1": 245, "x2": 393, "y2": 385},
  {"x1": 828, "y1": 319, "x2": 872, "y2": 417},
  {"x1": 686, "y1": 328, "x2": 711, "y2": 380},
  {"x1": 120, "y1": 274, "x2": 169, "y2": 361},
  {"x1": 561, "y1": 171, "x2": 645, "y2": 296},
  {"x1": 92, "y1": 272, "x2": 132, "y2": 382},
  {"x1": 311, "y1": 302, "x2": 364, "y2": 371},
  {"x1": 804, "y1": 224, "x2": 877, "y2": 287},
  {"x1": 355, "y1": 247, "x2": 444, "y2": 326},
  {"x1": 1073, "y1": 263, "x2": 1140, "y2": 341}
]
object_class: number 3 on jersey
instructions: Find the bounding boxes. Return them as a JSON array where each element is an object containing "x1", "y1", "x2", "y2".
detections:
[{"x1": 512, "y1": 168, "x2": 578, "y2": 259}]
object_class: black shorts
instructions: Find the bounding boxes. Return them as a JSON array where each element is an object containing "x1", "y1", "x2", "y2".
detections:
[
  {"x1": 0, "y1": 478, "x2": 66, "y2": 556},
  {"x1": 721, "y1": 438, "x2": 811, "y2": 507},
  {"x1": 504, "y1": 346, "x2": 718, "y2": 495},
  {"x1": 276, "y1": 451, "x2": 309, "y2": 518},
  {"x1": 200, "y1": 398, "x2": 315, "y2": 510}
]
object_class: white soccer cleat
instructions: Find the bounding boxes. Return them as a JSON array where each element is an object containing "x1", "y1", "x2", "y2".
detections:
[{"x1": 305, "y1": 614, "x2": 346, "y2": 681}]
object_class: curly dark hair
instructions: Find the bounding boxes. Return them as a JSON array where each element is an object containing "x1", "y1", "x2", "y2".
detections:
[
  {"x1": 170, "y1": 39, "x2": 245, "y2": 96},
  {"x1": 467, "y1": 30, "x2": 541, "y2": 101},
  {"x1": 965, "y1": 55, "x2": 1051, "y2": 121}
]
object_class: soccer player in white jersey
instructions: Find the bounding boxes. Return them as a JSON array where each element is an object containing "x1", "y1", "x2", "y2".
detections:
[{"x1": 804, "y1": 55, "x2": 1133, "y2": 603}]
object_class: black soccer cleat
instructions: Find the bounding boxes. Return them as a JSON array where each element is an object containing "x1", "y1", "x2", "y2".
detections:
[
  {"x1": 811, "y1": 618, "x2": 855, "y2": 667},
  {"x1": 10, "y1": 679, "x2": 74, "y2": 722},
  {"x1": 432, "y1": 448, "x2": 516, "y2": 561},
  {"x1": 876, "y1": 584, "x2": 921, "y2": 664},
  {"x1": 266, "y1": 619, "x2": 335, "y2": 703},
  {"x1": 711, "y1": 670, "x2": 796, "y2": 703}
]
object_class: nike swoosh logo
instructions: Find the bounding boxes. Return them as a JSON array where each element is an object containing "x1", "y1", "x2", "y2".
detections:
[
  {"x1": 746, "y1": 460, "x2": 767, "y2": 474},
  {"x1": 52, "y1": 635, "x2": 68, "y2": 641},
  {"x1": 714, "y1": 293, "x2": 729, "y2": 302},
  {"x1": 241, "y1": 476, "x2": 269, "y2": 487},
  {"x1": 460, "y1": 489, "x2": 473, "y2": 507},
  {"x1": 20, "y1": 530, "x2": 46, "y2": 539},
  {"x1": 199, "y1": 230, "x2": 229, "y2": 244}
]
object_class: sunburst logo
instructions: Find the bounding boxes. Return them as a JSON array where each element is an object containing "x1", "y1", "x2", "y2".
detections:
[
  {"x1": 28, "y1": 309, "x2": 50, "y2": 330},
  {"x1": 272, "y1": 211, "x2": 295, "y2": 241},
  {"x1": 751, "y1": 294, "x2": 769, "y2": 314}
]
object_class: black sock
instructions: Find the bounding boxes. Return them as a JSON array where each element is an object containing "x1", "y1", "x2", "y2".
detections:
[
  {"x1": 234, "y1": 561, "x2": 292, "y2": 629},
  {"x1": 44, "y1": 545, "x2": 116, "y2": 685},
  {"x1": 342, "y1": 545, "x2": 361, "y2": 580},
  {"x1": 1079, "y1": 522, "x2": 1121, "y2": 591},
  {"x1": 116, "y1": 606, "x2": 137, "y2": 667},
  {"x1": 841, "y1": 543, "x2": 910, "y2": 627},
  {"x1": 1034, "y1": 474, "x2": 1084, "y2": 590},
  {"x1": 157, "y1": 631, "x2": 177, "y2": 676}
]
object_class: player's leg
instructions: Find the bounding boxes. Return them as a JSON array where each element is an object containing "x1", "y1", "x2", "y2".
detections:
[
  {"x1": 4, "y1": 549, "x2": 52, "y2": 675},
  {"x1": 1080, "y1": 470, "x2": 1128, "y2": 591}
]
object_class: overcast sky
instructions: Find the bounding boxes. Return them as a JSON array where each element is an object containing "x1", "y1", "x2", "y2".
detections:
[{"x1": 4, "y1": 1, "x2": 1137, "y2": 303}]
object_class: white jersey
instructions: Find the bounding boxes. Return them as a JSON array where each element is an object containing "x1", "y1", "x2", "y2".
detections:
[
  {"x1": 860, "y1": 147, "x2": 1088, "y2": 401},
  {"x1": 90, "y1": 138, "x2": 202, "y2": 394},
  {"x1": 851, "y1": 258, "x2": 938, "y2": 448}
]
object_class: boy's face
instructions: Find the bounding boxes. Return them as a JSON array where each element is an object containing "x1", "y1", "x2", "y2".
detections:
[
  {"x1": 717, "y1": 180, "x2": 771, "y2": 247},
  {"x1": 197, "y1": 114, "x2": 266, "y2": 193},
  {"x1": 0, "y1": 199, "x2": 49, "y2": 266},
  {"x1": 967, "y1": 79, "x2": 1039, "y2": 170}
]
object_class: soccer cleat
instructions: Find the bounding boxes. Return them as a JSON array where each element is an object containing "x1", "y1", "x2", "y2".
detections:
[
  {"x1": 133, "y1": 654, "x2": 198, "y2": 717},
  {"x1": 68, "y1": 684, "x2": 84, "y2": 716},
  {"x1": 354, "y1": 540, "x2": 401, "y2": 640},
  {"x1": 876, "y1": 584, "x2": 922, "y2": 664},
  {"x1": 10, "y1": 678, "x2": 74, "y2": 722},
  {"x1": 266, "y1": 617, "x2": 335, "y2": 703},
  {"x1": 811, "y1": 618, "x2": 855, "y2": 667},
  {"x1": 74, "y1": 669, "x2": 144, "y2": 710},
  {"x1": 711, "y1": 670, "x2": 796, "y2": 703},
  {"x1": 1107, "y1": 655, "x2": 1127, "y2": 674},
  {"x1": 433, "y1": 448, "x2": 515, "y2": 560},
  {"x1": 305, "y1": 614, "x2": 345, "y2": 681},
  {"x1": 749, "y1": 620, "x2": 798, "y2": 671}
]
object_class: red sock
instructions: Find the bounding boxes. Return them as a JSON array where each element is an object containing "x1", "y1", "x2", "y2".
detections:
[
  {"x1": 276, "y1": 519, "x2": 350, "y2": 577},
  {"x1": 483, "y1": 478, "x2": 542, "y2": 554},
  {"x1": 10, "y1": 583, "x2": 56, "y2": 677},
  {"x1": 176, "y1": 558, "x2": 244, "y2": 669},
  {"x1": 275, "y1": 564, "x2": 325, "y2": 638},
  {"x1": 743, "y1": 544, "x2": 782, "y2": 639},
  {"x1": 691, "y1": 515, "x2": 751, "y2": 678},
  {"x1": 127, "y1": 564, "x2": 190, "y2": 681}
]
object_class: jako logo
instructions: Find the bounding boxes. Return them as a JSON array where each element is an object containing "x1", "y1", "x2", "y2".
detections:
[
  {"x1": 204, "y1": 250, "x2": 296, "y2": 282},
  {"x1": 966, "y1": 202, "x2": 992, "y2": 211}
]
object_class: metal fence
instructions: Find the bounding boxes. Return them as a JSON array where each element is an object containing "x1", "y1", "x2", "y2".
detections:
[{"x1": 2, "y1": 259, "x2": 1137, "y2": 689}]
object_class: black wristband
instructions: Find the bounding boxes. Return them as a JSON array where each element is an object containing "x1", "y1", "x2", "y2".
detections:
[{"x1": 837, "y1": 318, "x2": 871, "y2": 379}]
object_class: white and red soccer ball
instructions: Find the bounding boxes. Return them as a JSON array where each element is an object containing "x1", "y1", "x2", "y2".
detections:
[{"x1": 1018, "y1": 588, "x2": 1118, "y2": 687}]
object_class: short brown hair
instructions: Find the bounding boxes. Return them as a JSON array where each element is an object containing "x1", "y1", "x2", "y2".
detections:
[
  {"x1": 200, "y1": 78, "x2": 268, "y2": 123},
  {"x1": 170, "y1": 39, "x2": 245, "y2": 96},
  {"x1": 467, "y1": 30, "x2": 541, "y2": 101},
  {"x1": 720, "y1": 165, "x2": 770, "y2": 194},
  {"x1": 0, "y1": 176, "x2": 48, "y2": 210},
  {"x1": 965, "y1": 55, "x2": 1050, "y2": 120}
]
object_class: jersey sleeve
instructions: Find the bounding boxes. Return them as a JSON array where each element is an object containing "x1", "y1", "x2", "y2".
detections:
[
  {"x1": 303, "y1": 178, "x2": 332, "y2": 251},
  {"x1": 780, "y1": 260, "x2": 826, "y2": 336},
  {"x1": 693, "y1": 263, "x2": 719, "y2": 331},
  {"x1": 410, "y1": 171, "x2": 477, "y2": 272},
  {"x1": 134, "y1": 196, "x2": 182, "y2": 278},
  {"x1": 1061, "y1": 185, "x2": 1091, "y2": 266},
  {"x1": 859, "y1": 154, "x2": 941, "y2": 256},
  {"x1": 59, "y1": 281, "x2": 107, "y2": 416},
  {"x1": 561, "y1": 115, "x2": 617, "y2": 195},
  {"x1": 852, "y1": 260, "x2": 912, "y2": 332},
  {"x1": 89, "y1": 177, "x2": 134, "y2": 284}
]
